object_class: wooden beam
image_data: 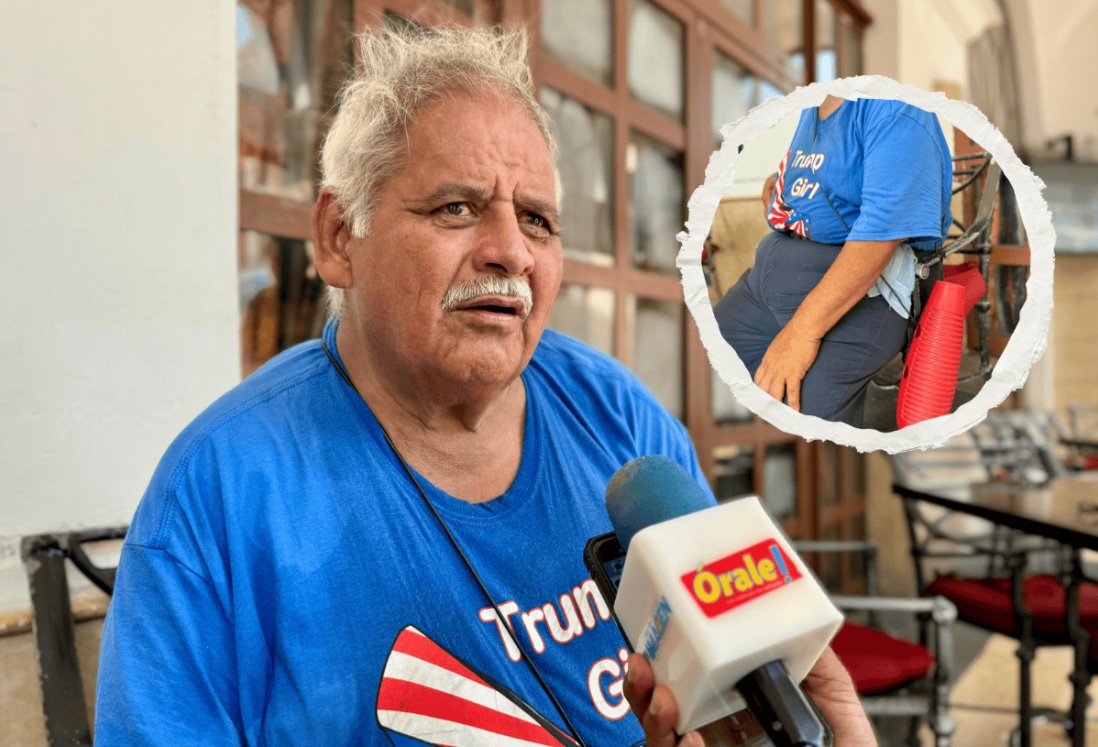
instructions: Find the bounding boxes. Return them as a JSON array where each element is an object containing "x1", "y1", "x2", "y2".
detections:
[{"x1": 240, "y1": 189, "x2": 313, "y2": 241}]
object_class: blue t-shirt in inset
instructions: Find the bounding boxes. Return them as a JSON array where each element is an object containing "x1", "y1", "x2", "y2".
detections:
[
  {"x1": 766, "y1": 98, "x2": 953, "y2": 317},
  {"x1": 95, "y1": 320, "x2": 712, "y2": 746}
]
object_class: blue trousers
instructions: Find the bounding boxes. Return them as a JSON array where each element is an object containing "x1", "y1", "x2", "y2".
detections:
[{"x1": 714, "y1": 232, "x2": 907, "y2": 427}]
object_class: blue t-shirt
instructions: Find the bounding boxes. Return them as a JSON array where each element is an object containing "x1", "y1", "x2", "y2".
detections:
[
  {"x1": 766, "y1": 98, "x2": 953, "y2": 317},
  {"x1": 95, "y1": 321, "x2": 712, "y2": 746}
]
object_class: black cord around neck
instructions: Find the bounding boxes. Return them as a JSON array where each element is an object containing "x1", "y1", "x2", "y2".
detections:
[{"x1": 321, "y1": 338, "x2": 589, "y2": 747}]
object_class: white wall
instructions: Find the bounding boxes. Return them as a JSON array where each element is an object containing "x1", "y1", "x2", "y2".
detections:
[
  {"x1": 861, "y1": 0, "x2": 1001, "y2": 93},
  {"x1": 0, "y1": 2, "x2": 239, "y2": 611},
  {"x1": 1009, "y1": 0, "x2": 1098, "y2": 159}
]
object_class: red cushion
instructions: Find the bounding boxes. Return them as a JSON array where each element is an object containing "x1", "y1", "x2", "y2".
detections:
[
  {"x1": 927, "y1": 575, "x2": 1098, "y2": 641},
  {"x1": 831, "y1": 621, "x2": 936, "y2": 695}
]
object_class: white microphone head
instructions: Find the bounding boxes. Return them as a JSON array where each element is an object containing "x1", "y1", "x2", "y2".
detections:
[{"x1": 614, "y1": 496, "x2": 843, "y2": 733}]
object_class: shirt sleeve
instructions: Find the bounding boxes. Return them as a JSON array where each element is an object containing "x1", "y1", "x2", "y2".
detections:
[
  {"x1": 670, "y1": 419, "x2": 716, "y2": 506},
  {"x1": 630, "y1": 390, "x2": 717, "y2": 507},
  {"x1": 95, "y1": 543, "x2": 245, "y2": 746},
  {"x1": 847, "y1": 102, "x2": 949, "y2": 244}
]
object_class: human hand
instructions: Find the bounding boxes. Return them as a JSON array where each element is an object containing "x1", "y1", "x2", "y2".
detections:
[
  {"x1": 753, "y1": 324, "x2": 820, "y2": 412},
  {"x1": 762, "y1": 173, "x2": 778, "y2": 219},
  {"x1": 623, "y1": 654, "x2": 705, "y2": 747},
  {"x1": 800, "y1": 647, "x2": 878, "y2": 746},
  {"x1": 623, "y1": 649, "x2": 877, "y2": 747}
]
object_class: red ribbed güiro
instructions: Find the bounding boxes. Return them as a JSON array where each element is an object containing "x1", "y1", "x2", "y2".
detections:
[{"x1": 897, "y1": 280, "x2": 967, "y2": 428}]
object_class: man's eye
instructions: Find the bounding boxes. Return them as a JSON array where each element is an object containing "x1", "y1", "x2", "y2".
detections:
[
  {"x1": 443, "y1": 202, "x2": 469, "y2": 216},
  {"x1": 525, "y1": 213, "x2": 556, "y2": 234}
]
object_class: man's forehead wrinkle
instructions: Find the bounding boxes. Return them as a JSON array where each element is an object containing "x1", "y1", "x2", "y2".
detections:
[
  {"x1": 418, "y1": 181, "x2": 494, "y2": 205},
  {"x1": 393, "y1": 99, "x2": 558, "y2": 212},
  {"x1": 412, "y1": 147, "x2": 552, "y2": 181},
  {"x1": 404, "y1": 164, "x2": 556, "y2": 210}
]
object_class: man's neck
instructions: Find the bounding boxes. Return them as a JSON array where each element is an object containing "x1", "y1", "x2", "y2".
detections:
[
  {"x1": 334, "y1": 320, "x2": 527, "y2": 503},
  {"x1": 819, "y1": 95, "x2": 844, "y2": 120}
]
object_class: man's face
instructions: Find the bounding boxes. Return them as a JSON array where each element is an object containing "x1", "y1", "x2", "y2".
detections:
[{"x1": 343, "y1": 92, "x2": 562, "y2": 389}]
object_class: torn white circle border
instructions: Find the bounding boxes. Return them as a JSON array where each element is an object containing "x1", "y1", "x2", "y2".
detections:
[{"x1": 678, "y1": 75, "x2": 1055, "y2": 454}]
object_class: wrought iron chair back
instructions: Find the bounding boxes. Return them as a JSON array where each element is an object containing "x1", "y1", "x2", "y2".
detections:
[{"x1": 795, "y1": 540, "x2": 957, "y2": 747}]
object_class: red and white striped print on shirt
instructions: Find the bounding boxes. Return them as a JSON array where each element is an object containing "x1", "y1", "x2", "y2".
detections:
[
  {"x1": 377, "y1": 625, "x2": 580, "y2": 747},
  {"x1": 767, "y1": 150, "x2": 809, "y2": 238}
]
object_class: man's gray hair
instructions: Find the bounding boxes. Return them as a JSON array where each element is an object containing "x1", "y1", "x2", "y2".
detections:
[{"x1": 319, "y1": 24, "x2": 558, "y2": 316}]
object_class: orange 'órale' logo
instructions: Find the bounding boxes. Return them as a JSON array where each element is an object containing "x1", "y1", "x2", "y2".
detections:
[{"x1": 681, "y1": 539, "x2": 801, "y2": 618}]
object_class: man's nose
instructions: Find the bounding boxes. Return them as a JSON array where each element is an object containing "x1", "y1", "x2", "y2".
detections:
[{"x1": 471, "y1": 204, "x2": 535, "y2": 277}]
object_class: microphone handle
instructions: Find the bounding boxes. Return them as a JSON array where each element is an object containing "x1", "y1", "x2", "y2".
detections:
[{"x1": 735, "y1": 660, "x2": 833, "y2": 747}]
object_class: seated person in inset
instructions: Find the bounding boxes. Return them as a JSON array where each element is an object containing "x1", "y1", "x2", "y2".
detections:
[{"x1": 714, "y1": 94, "x2": 953, "y2": 426}]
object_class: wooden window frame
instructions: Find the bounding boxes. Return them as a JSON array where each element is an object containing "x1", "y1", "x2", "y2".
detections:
[{"x1": 237, "y1": 0, "x2": 873, "y2": 543}]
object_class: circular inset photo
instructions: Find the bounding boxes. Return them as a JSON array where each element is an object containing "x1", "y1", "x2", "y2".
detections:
[{"x1": 680, "y1": 76, "x2": 1054, "y2": 453}]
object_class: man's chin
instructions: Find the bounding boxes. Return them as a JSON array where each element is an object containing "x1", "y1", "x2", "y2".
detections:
[
  {"x1": 435, "y1": 361, "x2": 522, "y2": 390},
  {"x1": 437, "y1": 339, "x2": 538, "y2": 386}
]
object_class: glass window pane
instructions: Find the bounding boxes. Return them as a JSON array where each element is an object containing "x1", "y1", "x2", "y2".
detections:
[
  {"x1": 815, "y1": 0, "x2": 837, "y2": 83},
  {"x1": 714, "y1": 444, "x2": 755, "y2": 502},
  {"x1": 712, "y1": 368, "x2": 752, "y2": 423},
  {"x1": 628, "y1": 132, "x2": 684, "y2": 273},
  {"x1": 848, "y1": 513, "x2": 867, "y2": 582},
  {"x1": 440, "y1": 0, "x2": 475, "y2": 14},
  {"x1": 383, "y1": 12, "x2": 420, "y2": 32},
  {"x1": 547, "y1": 284, "x2": 615, "y2": 355},
  {"x1": 758, "y1": 78, "x2": 787, "y2": 103},
  {"x1": 850, "y1": 512, "x2": 866, "y2": 540},
  {"x1": 761, "y1": 0, "x2": 805, "y2": 86},
  {"x1": 846, "y1": 449, "x2": 867, "y2": 496},
  {"x1": 763, "y1": 443, "x2": 797, "y2": 521},
  {"x1": 818, "y1": 441, "x2": 839, "y2": 508},
  {"x1": 541, "y1": 87, "x2": 614, "y2": 266},
  {"x1": 237, "y1": 0, "x2": 354, "y2": 200},
  {"x1": 820, "y1": 522, "x2": 842, "y2": 589},
  {"x1": 720, "y1": 0, "x2": 755, "y2": 26},
  {"x1": 838, "y1": 15, "x2": 862, "y2": 77},
  {"x1": 631, "y1": 297, "x2": 684, "y2": 418},
  {"x1": 237, "y1": 0, "x2": 353, "y2": 366},
  {"x1": 712, "y1": 50, "x2": 757, "y2": 142},
  {"x1": 541, "y1": 0, "x2": 613, "y2": 87},
  {"x1": 628, "y1": 0, "x2": 684, "y2": 120},
  {"x1": 239, "y1": 230, "x2": 327, "y2": 376},
  {"x1": 238, "y1": 5, "x2": 280, "y2": 95}
]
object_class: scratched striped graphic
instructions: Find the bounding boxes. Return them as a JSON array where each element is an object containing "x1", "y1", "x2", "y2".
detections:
[
  {"x1": 377, "y1": 626, "x2": 579, "y2": 747},
  {"x1": 767, "y1": 149, "x2": 809, "y2": 238}
]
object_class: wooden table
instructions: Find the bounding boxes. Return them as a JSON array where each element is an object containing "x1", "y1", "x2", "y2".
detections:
[{"x1": 894, "y1": 476, "x2": 1098, "y2": 747}]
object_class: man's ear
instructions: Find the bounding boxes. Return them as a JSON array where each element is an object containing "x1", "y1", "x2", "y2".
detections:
[{"x1": 313, "y1": 190, "x2": 354, "y2": 290}]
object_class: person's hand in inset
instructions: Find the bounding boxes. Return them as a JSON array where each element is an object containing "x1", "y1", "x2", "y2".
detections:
[
  {"x1": 753, "y1": 323, "x2": 821, "y2": 413},
  {"x1": 762, "y1": 172, "x2": 778, "y2": 219}
]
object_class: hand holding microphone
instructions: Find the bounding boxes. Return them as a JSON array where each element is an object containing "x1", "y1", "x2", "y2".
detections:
[
  {"x1": 623, "y1": 647, "x2": 876, "y2": 747},
  {"x1": 599, "y1": 456, "x2": 876, "y2": 746}
]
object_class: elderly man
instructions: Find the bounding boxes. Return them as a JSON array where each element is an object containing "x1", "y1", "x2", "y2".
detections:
[{"x1": 96, "y1": 26, "x2": 873, "y2": 746}]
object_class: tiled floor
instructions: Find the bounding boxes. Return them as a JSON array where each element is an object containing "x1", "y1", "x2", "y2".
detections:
[
  {"x1": 0, "y1": 618, "x2": 101, "y2": 747},
  {"x1": 923, "y1": 633, "x2": 1098, "y2": 746}
]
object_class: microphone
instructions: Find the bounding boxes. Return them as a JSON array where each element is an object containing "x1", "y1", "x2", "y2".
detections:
[{"x1": 606, "y1": 456, "x2": 843, "y2": 745}]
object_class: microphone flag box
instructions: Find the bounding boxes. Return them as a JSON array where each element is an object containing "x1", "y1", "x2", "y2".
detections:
[{"x1": 613, "y1": 495, "x2": 843, "y2": 733}]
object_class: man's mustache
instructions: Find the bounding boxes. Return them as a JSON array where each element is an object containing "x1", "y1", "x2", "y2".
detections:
[{"x1": 440, "y1": 275, "x2": 534, "y2": 320}]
